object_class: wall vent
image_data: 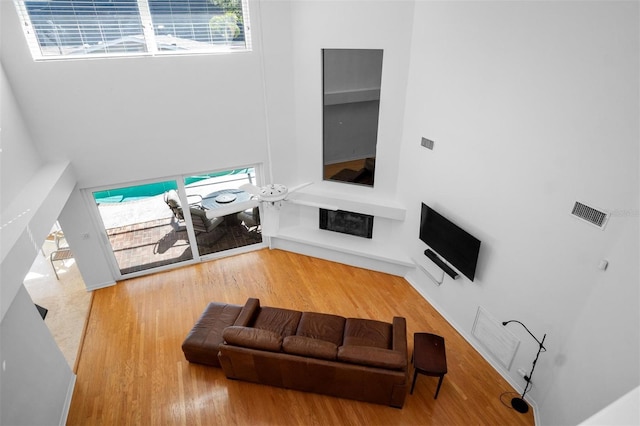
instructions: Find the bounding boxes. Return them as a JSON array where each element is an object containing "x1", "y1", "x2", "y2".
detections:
[
  {"x1": 571, "y1": 201, "x2": 609, "y2": 229},
  {"x1": 421, "y1": 137, "x2": 435, "y2": 150}
]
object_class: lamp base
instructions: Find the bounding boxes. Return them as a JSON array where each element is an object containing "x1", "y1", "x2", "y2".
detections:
[{"x1": 511, "y1": 397, "x2": 529, "y2": 413}]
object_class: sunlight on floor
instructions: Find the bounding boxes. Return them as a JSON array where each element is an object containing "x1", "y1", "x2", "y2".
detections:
[
  {"x1": 23, "y1": 241, "x2": 92, "y2": 371},
  {"x1": 24, "y1": 270, "x2": 47, "y2": 280}
]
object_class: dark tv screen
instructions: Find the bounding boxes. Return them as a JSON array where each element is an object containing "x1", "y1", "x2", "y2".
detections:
[{"x1": 420, "y1": 203, "x2": 481, "y2": 281}]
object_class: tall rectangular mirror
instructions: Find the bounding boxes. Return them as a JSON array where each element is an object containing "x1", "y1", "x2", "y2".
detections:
[{"x1": 322, "y1": 49, "x2": 383, "y2": 187}]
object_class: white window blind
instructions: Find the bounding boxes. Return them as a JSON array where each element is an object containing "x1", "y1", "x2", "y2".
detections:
[{"x1": 15, "y1": 0, "x2": 251, "y2": 60}]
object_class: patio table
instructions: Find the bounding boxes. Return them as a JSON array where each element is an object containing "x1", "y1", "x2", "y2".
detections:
[{"x1": 200, "y1": 189, "x2": 259, "y2": 220}]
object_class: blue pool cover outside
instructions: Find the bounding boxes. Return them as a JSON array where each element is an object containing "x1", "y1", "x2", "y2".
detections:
[{"x1": 93, "y1": 169, "x2": 251, "y2": 204}]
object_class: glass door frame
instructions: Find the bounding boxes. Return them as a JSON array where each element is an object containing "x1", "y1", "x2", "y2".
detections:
[{"x1": 85, "y1": 164, "x2": 266, "y2": 281}]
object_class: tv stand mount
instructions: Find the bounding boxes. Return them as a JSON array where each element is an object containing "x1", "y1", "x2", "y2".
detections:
[{"x1": 424, "y1": 249, "x2": 459, "y2": 280}]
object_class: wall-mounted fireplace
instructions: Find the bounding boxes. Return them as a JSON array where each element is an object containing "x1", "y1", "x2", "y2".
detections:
[{"x1": 319, "y1": 209, "x2": 374, "y2": 239}]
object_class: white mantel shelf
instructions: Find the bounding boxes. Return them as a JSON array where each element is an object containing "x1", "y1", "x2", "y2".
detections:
[
  {"x1": 287, "y1": 188, "x2": 406, "y2": 221},
  {"x1": 275, "y1": 226, "x2": 414, "y2": 269}
]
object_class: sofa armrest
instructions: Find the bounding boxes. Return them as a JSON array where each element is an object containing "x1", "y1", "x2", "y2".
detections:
[
  {"x1": 392, "y1": 317, "x2": 408, "y2": 357},
  {"x1": 233, "y1": 298, "x2": 260, "y2": 326}
]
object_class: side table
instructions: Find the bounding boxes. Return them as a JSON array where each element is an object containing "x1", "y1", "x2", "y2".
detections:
[{"x1": 411, "y1": 332, "x2": 448, "y2": 398}]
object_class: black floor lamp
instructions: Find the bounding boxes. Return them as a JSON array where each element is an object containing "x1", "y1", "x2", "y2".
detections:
[{"x1": 502, "y1": 320, "x2": 547, "y2": 414}]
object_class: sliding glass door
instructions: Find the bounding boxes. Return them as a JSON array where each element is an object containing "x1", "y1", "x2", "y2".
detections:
[
  {"x1": 183, "y1": 168, "x2": 261, "y2": 256},
  {"x1": 93, "y1": 179, "x2": 194, "y2": 275},
  {"x1": 91, "y1": 167, "x2": 262, "y2": 278}
]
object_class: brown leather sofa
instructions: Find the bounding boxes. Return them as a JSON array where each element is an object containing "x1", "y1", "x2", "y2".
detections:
[{"x1": 216, "y1": 298, "x2": 409, "y2": 408}]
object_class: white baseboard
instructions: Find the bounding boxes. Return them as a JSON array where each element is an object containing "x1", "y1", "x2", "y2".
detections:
[
  {"x1": 85, "y1": 280, "x2": 116, "y2": 291},
  {"x1": 60, "y1": 373, "x2": 76, "y2": 426},
  {"x1": 270, "y1": 237, "x2": 412, "y2": 276}
]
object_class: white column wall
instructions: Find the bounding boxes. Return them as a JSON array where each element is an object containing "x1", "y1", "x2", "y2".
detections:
[
  {"x1": 1, "y1": 62, "x2": 76, "y2": 426},
  {"x1": 398, "y1": 2, "x2": 639, "y2": 424}
]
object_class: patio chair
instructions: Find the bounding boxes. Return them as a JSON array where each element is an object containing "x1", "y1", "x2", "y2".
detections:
[
  {"x1": 50, "y1": 230, "x2": 73, "y2": 280},
  {"x1": 189, "y1": 207, "x2": 224, "y2": 234},
  {"x1": 237, "y1": 206, "x2": 260, "y2": 232},
  {"x1": 165, "y1": 190, "x2": 185, "y2": 220},
  {"x1": 50, "y1": 248, "x2": 74, "y2": 280},
  {"x1": 164, "y1": 190, "x2": 224, "y2": 235}
]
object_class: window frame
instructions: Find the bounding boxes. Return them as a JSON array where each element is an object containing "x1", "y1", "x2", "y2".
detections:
[{"x1": 14, "y1": 0, "x2": 252, "y2": 61}]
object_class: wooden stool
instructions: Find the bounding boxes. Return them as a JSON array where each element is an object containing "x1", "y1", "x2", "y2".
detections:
[{"x1": 411, "y1": 333, "x2": 447, "y2": 398}]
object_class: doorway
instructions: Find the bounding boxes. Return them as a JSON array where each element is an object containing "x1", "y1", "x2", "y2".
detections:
[{"x1": 23, "y1": 223, "x2": 93, "y2": 371}]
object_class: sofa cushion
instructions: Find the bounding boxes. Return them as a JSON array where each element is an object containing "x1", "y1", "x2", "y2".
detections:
[
  {"x1": 337, "y1": 345, "x2": 407, "y2": 370},
  {"x1": 282, "y1": 335, "x2": 338, "y2": 360},
  {"x1": 222, "y1": 326, "x2": 282, "y2": 352},
  {"x1": 343, "y1": 318, "x2": 392, "y2": 349},
  {"x1": 252, "y1": 307, "x2": 302, "y2": 337},
  {"x1": 181, "y1": 302, "x2": 243, "y2": 367},
  {"x1": 295, "y1": 312, "x2": 346, "y2": 346}
]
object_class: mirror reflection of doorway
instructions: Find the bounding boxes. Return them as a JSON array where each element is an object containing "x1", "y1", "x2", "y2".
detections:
[{"x1": 322, "y1": 48, "x2": 383, "y2": 186}]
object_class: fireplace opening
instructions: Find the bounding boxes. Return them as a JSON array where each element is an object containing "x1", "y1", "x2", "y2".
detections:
[{"x1": 319, "y1": 209, "x2": 374, "y2": 239}]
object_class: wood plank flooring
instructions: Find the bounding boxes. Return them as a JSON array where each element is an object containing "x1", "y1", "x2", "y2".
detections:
[
  {"x1": 68, "y1": 249, "x2": 535, "y2": 425},
  {"x1": 324, "y1": 159, "x2": 368, "y2": 180}
]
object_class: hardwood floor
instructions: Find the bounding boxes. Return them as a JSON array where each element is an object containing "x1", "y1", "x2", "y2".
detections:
[{"x1": 68, "y1": 249, "x2": 535, "y2": 425}]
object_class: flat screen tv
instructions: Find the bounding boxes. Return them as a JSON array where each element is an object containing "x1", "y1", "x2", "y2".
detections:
[{"x1": 419, "y1": 203, "x2": 481, "y2": 281}]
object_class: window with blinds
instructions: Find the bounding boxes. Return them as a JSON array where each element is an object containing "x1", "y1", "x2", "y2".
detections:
[{"x1": 15, "y1": 0, "x2": 251, "y2": 60}]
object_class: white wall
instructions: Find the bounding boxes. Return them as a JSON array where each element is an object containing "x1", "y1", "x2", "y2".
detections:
[
  {"x1": 1, "y1": 0, "x2": 270, "y2": 189},
  {"x1": 284, "y1": 0, "x2": 414, "y2": 196},
  {"x1": 397, "y1": 2, "x2": 639, "y2": 425},
  {"x1": 254, "y1": 0, "x2": 297, "y2": 185},
  {"x1": 543, "y1": 218, "x2": 639, "y2": 424},
  {"x1": 0, "y1": 63, "x2": 42, "y2": 211},
  {"x1": 1, "y1": 62, "x2": 75, "y2": 426},
  {"x1": 1, "y1": 287, "x2": 75, "y2": 426},
  {"x1": 580, "y1": 386, "x2": 640, "y2": 426},
  {"x1": 264, "y1": 1, "x2": 415, "y2": 272}
]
